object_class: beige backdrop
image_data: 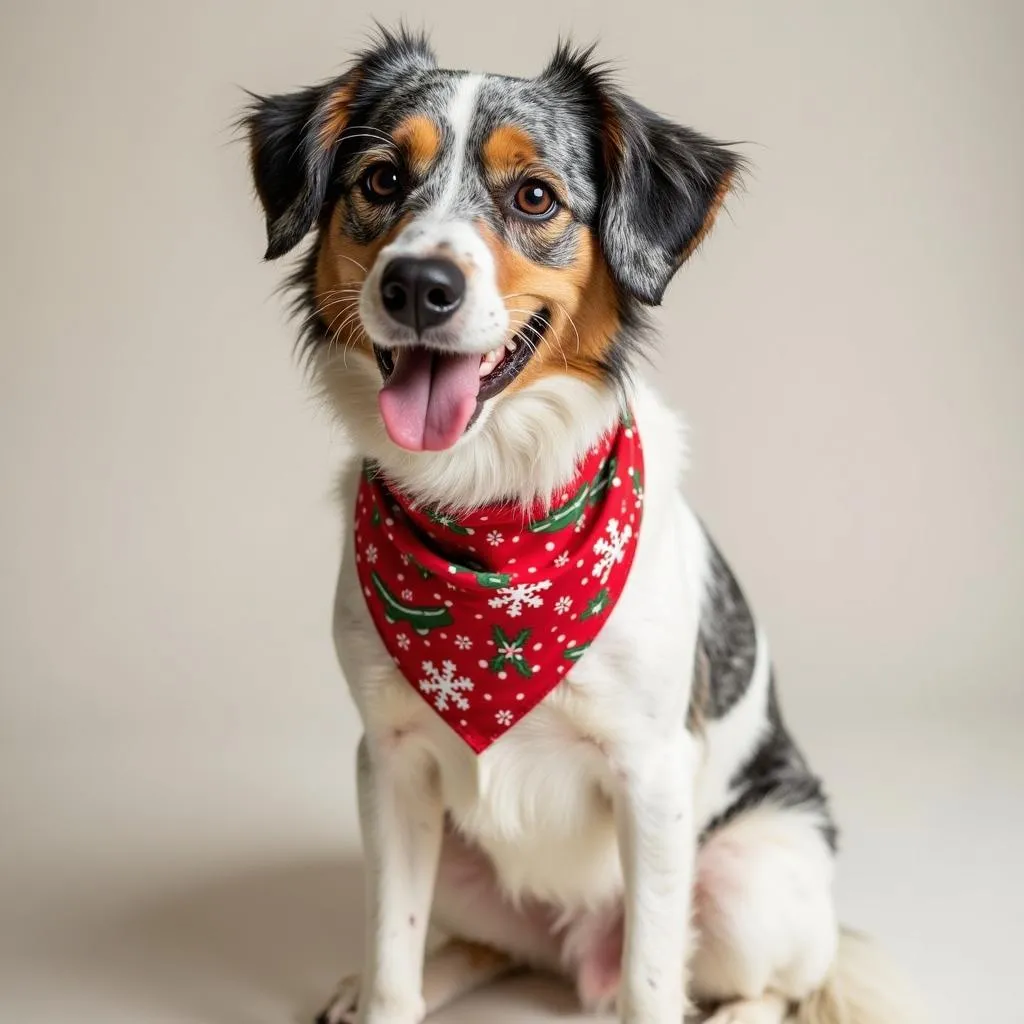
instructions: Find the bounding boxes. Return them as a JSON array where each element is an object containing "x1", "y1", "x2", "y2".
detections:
[{"x1": 1, "y1": 2, "x2": 1022, "y2": 1022}]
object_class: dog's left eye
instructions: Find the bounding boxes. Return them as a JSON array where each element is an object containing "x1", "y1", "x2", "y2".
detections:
[
  {"x1": 513, "y1": 180, "x2": 558, "y2": 218},
  {"x1": 362, "y1": 162, "x2": 404, "y2": 203}
]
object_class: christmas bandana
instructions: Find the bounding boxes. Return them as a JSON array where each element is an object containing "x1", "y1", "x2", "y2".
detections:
[{"x1": 354, "y1": 413, "x2": 644, "y2": 753}]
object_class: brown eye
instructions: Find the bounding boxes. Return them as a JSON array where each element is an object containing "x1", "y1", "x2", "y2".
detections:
[
  {"x1": 513, "y1": 180, "x2": 557, "y2": 218},
  {"x1": 363, "y1": 162, "x2": 403, "y2": 203}
]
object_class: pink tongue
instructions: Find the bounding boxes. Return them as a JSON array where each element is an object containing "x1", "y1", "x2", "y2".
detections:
[{"x1": 378, "y1": 349, "x2": 482, "y2": 451}]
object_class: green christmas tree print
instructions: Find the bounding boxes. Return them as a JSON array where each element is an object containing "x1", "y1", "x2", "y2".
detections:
[
  {"x1": 628, "y1": 464, "x2": 644, "y2": 500},
  {"x1": 527, "y1": 481, "x2": 590, "y2": 533},
  {"x1": 425, "y1": 507, "x2": 473, "y2": 535},
  {"x1": 475, "y1": 571, "x2": 512, "y2": 589},
  {"x1": 489, "y1": 626, "x2": 534, "y2": 677},
  {"x1": 581, "y1": 588, "x2": 611, "y2": 620},
  {"x1": 588, "y1": 454, "x2": 618, "y2": 507},
  {"x1": 371, "y1": 573, "x2": 453, "y2": 633},
  {"x1": 563, "y1": 641, "x2": 591, "y2": 662}
]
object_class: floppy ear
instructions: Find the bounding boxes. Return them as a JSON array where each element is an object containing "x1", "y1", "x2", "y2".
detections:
[
  {"x1": 544, "y1": 45, "x2": 742, "y2": 305},
  {"x1": 243, "y1": 27, "x2": 436, "y2": 260}
]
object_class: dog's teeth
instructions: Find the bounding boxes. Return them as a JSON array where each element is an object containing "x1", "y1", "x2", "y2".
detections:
[
  {"x1": 478, "y1": 346, "x2": 505, "y2": 377},
  {"x1": 506, "y1": 340, "x2": 517, "y2": 352}
]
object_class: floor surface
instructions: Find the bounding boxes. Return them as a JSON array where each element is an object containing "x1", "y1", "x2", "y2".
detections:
[{"x1": 2, "y1": 698, "x2": 1020, "y2": 1023}]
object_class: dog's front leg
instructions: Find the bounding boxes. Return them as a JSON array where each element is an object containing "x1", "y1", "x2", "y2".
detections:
[
  {"x1": 613, "y1": 728, "x2": 697, "y2": 1024},
  {"x1": 355, "y1": 733, "x2": 443, "y2": 1024}
]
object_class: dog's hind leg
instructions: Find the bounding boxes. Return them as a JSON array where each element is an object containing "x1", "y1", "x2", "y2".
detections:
[{"x1": 689, "y1": 804, "x2": 838, "y2": 1022}]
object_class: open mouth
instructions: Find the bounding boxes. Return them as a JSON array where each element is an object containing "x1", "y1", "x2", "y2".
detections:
[{"x1": 372, "y1": 307, "x2": 549, "y2": 452}]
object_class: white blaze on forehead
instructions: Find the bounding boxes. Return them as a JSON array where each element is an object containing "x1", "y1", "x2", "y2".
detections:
[{"x1": 434, "y1": 73, "x2": 484, "y2": 216}]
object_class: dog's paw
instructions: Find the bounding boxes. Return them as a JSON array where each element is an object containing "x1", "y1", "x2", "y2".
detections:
[
  {"x1": 315, "y1": 975, "x2": 362, "y2": 1024},
  {"x1": 315, "y1": 977, "x2": 426, "y2": 1024},
  {"x1": 703, "y1": 996, "x2": 787, "y2": 1024}
]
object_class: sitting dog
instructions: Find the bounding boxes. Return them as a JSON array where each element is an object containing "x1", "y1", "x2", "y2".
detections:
[{"x1": 244, "y1": 27, "x2": 915, "y2": 1024}]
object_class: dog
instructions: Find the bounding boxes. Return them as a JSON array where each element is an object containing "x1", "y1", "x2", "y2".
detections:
[{"x1": 243, "y1": 27, "x2": 917, "y2": 1024}]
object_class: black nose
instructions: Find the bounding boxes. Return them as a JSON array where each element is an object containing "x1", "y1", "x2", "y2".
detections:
[{"x1": 380, "y1": 257, "x2": 465, "y2": 333}]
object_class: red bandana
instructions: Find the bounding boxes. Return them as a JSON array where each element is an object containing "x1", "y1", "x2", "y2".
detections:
[{"x1": 354, "y1": 413, "x2": 644, "y2": 753}]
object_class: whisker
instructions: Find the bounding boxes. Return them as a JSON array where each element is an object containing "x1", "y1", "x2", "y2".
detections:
[{"x1": 333, "y1": 253, "x2": 368, "y2": 276}]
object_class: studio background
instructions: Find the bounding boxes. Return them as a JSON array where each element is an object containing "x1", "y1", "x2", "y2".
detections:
[{"x1": 1, "y1": 2, "x2": 1021, "y2": 1021}]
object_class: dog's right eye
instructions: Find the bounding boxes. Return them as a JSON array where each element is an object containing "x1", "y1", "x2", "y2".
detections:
[{"x1": 362, "y1": 162, "x2": 404, "y2": 203}]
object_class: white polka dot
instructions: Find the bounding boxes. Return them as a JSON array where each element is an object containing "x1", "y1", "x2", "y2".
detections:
[
  {"x1": 581, "y1": 577, "x2": 589, "y2": 586},
  {"x1": 460, "y1": 719, "x2": 467, "y2": 726},
  {"x1": 516, "y1": 693, "x2": 525, "y2": 700},
  {"x1": 498, "y1": 672, "x2": 507, "y2": 680},
  {"x1": 567, "y1": 640, "x2": 577, "y2": 648},
  {"x1": 448, "y1": 565, "x2": 457, "y2": 574},
  {"x1": 440, "y1": 632, "x2": 447, "y2": 639},
  {"x1": 388, "y1": 533, "x2": 394, "y2": 540},
  {"x1": 576, "y1": 559, "x2": 584, "y2": 568},
  {"x1": 545, "y1": 541, "x2": 555, "y2": 551},
  {"x1": 532, "y1": 643, "x2": 542, "y2": 651},
  {"x1": 613, "y1": 478, "x2": 621, "y2": 488},
  {"x1": 557, "y1": 634, "x2": 566, "y2": 643},
  {"x1": 558, "y1": 665, "x2": 565, "y2": 673},
  {"x1": 480, "y1": 515, "x2": 488, "y2": 522},
  {"x1": 570, "y1": 614, "x2": 578, "y2": 620},
  {"x1": 625, "y1": 429, "x2": 633, "y2": 438},
  {"x1": 465, "y1": 528, "x2": 475, "y2": 535},
  {"x1": 475, "y1": 613, "x2": 483, "y2": 620},
  {"x1": 385, "y1": 518, "x2": 394, "y2": 526},
  {"x1": 433, "y1": 593, "x2": 442, "y2": 600},
  {"x1": 363, "y1": 587, "x2": 370, "y2": 596},
  {"x1": 424, "y1": 640, "x2": 430, "y2": 647},
  {"x1": 444, "y1": 600, "x2": 453, "y2": 607},
  {"x1": 484, "y1": 693, "x2": 492, "y2": 701},
  {"x1": 397, "y1": 573, "x2": 404, "y2": 582},
  {"x1": 509, "y1": 558, "x2": 516, "y2": 565},
  {"x1": 528, "y1": 567, "x2": 536, "y2": 574},
  {"x1": 478, "y1": 660, "x2": 488, "y2": 669}
]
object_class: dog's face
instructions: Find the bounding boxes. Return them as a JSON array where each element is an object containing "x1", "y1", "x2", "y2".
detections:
[{"x1": 246, "y1": 31, "x2": 738, "y2": 456}]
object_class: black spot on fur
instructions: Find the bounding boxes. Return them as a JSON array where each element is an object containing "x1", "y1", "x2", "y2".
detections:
[
  {"x1": 698, "y1": 533, "x2": 758, "y2": 719},
  {"x1": 704, "y1": 675, "x2": 838, "y2": 851}
]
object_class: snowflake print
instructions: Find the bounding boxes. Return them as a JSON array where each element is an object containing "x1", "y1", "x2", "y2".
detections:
[
  {"x1": 454, "y1": 634, "x2": 473, "y2": 651},
  {"x1": 395, "y1": 632, "x2": 411, "y2": 651},
  {"x1": 401, "y1": 589, "x2": 414, "y2": 601},
  {"x1": 486, "y1": 530, "x2": 504, "y2": 547},
  {"x1": 488, "y1": 579, "x2": 552, "y2": 618},
  {"x1": 592, "y1": 518, "x2": 633, "y2": 584},
  {"x1": 419, "y1": 660, "x2": 473, "y2": 712},
  {"x1": 489, "y1": 626, "x2": 533, "y2": 677},
  {"x1": 555, "y1": 595, "x2": 573, "y2": 615},
  {"x1": 495, "y1": 709, "x2": 514, "y2": 726},
  {"x1": 365, "y1": 543, "x2": 379, "y2": 565},
  {"x1": 553, "y1": 552, "x2": 569, "y2": 568}
]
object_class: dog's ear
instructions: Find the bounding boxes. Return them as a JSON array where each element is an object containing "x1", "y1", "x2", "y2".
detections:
[
  {"x1": 243, "y1": 27, "x2": 436, "y2": 260},
  {"x1": 543, "y1": 44, "x2": 742, "y2": 305}
]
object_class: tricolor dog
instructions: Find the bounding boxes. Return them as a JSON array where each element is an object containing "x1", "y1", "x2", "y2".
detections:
[{"x1": 244, "y1": 28, "x2": 916, "y2": 1024}]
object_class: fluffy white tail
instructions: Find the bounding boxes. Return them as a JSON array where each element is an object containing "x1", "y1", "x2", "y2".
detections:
[{"x1": 794, "y1": 929, "x2": 925, "y2": 1024}]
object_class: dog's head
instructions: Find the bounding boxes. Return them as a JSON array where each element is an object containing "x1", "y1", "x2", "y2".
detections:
[{"x1": 245, "y1": 29, "x2": 739, "y2": 496}]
